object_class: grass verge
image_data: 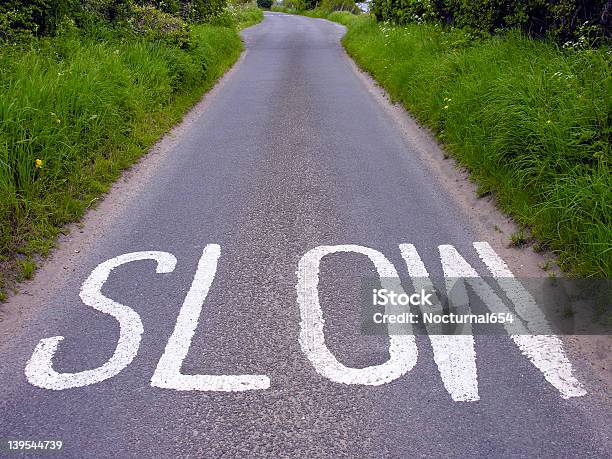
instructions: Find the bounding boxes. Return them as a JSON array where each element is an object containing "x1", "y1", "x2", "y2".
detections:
[
  {"x1": 276, "y1": 9, "x2": 611, "y2": 277},
  {"x1": 0, "y1": 12, "x2": 263, "y2": 299}
]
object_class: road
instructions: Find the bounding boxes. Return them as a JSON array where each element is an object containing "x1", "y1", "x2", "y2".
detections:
[{"x1": 0, "y1": 12, "x2": 609, "y2": 458}]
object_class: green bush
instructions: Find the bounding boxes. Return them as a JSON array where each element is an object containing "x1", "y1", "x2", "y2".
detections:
[
  {"x1": 370, "y1": 0, "x2": 611, "y2": 43},
  {"x1": 233, "y1": 2, "x2": 265, "y2": 26},
  {"x1": 319, "y1": 0, "x2": 360, "y2": 14},
  {"x1": 282, "y1": 0, "x2": 318, "y2": 11},
  {"x1": 257, "y1": 0, "x2": 273, "y2": 9},
  {"x1": 204, "y1": 2, "x2": 263, "y2": 28},
  {"x1": 77, "y1": 0, "x2": 135, "y2": 24},
  {"x1": 0, "y1": 1, "x2": 237, "y2": 43},
  {"x1": 138, "y1": 0, "x2": 184, "y2": 17},
  {"x1": 186, "y1": 0, "x2": 229, "y2": 22},
  {"x1": 126, "y1": 5, "x2": 191, "y2": 47},
  {"x1": 370, "y1": 0, "x2": 439, "y2": 25},
  {"x1": 0, "y1": 0, "x2": 77, "y2": 40}
]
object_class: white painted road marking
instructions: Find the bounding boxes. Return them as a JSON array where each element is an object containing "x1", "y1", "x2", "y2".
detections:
[
  {"x1": 25, "y1": 251, "x2": 177, "y2": 390},
  {"x1": 297, "y1": 245, "x2": 418, "y2": 386},
  {"x1": 151, "y1": 244, "x2": 270, "y2": 391},
  {"x1": 400, "y1": 243, "x2": 479, "y2": 402},
  {"x1": 25, "y1": 242, "x2": 586, "y2": 399},
  {"x1": 439, "y1": 243, "x2": 586, "y2": 399},
  {"x1": 472, "y1": 241, "x2": 586, "y2": 399}
]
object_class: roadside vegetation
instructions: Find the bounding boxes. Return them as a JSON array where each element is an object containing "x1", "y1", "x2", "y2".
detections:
[
  {"x1": 274, "y1": 1, "x2": 611, "y2": 277},
  {"x1": 273, "y1": 0, "x2": 360, "y2": 15},
  {"x1": 0, "y1": 0, "x2": 263, "y2": 300}
]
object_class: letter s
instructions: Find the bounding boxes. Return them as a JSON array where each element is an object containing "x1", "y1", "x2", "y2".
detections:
[
  {"x1": 25, "y1": 251, "x2": 177, "y2": 390},
  {"x1": 377, "y1": 289, "x2": 388, "y2": 306}
]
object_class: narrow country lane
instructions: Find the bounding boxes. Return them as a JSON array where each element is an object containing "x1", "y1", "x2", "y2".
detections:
[{"x1": 0, "y1": 13, "x2": 609, "y2": 457}]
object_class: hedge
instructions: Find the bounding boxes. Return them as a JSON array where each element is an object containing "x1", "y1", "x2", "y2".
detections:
[
  {"x1": 0, "y1": 0, "x2": 230, "y2": 42},
  {"x1": 370, "y1": 0, "x2": 612, "y2": 43}
]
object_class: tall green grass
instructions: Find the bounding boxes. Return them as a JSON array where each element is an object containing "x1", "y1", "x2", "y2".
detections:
[
  {"x1": 329, "y1": 14, "x2": 610, "y2": 276},
  {"x1": 0, "y1": 23, "x2": 245, "y2": 296},
  {"x1": 234, "y1": 2, "x2": 265, "y2": 28}
]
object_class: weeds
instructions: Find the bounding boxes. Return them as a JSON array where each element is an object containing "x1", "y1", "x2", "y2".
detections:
[
  {"x1": 539, "y1": 260, "x2": 553, "y2": 271},
  {"x1": 19, "y1": 259, "x2": 36, "y2": 280},
  {"x1": 476, "y1": 184, "x2": 492, "y2": 198},
  {"x1": 333, "y1": 16, "x2": 610, "y2": 276},
  {"x1": 0, "y1": 12, "x2": 261, "y2": 299},
  {"x1": 510, "y1": 230, "x2": 528, "y2": 247}
]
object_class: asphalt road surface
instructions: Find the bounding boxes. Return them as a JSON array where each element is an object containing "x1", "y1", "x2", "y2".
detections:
[{"x1": 0, "y1": 13, "x2": 610, "y2": 458}]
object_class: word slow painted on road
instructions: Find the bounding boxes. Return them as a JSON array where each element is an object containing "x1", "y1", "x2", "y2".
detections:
[{"x1": 24, "y1": 242, "x2": 586, "y2": 402}]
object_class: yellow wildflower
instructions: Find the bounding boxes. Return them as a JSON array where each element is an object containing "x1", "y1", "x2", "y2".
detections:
[{"x1": 35, "y1": 159, "x2": 43, "y2": 169}]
